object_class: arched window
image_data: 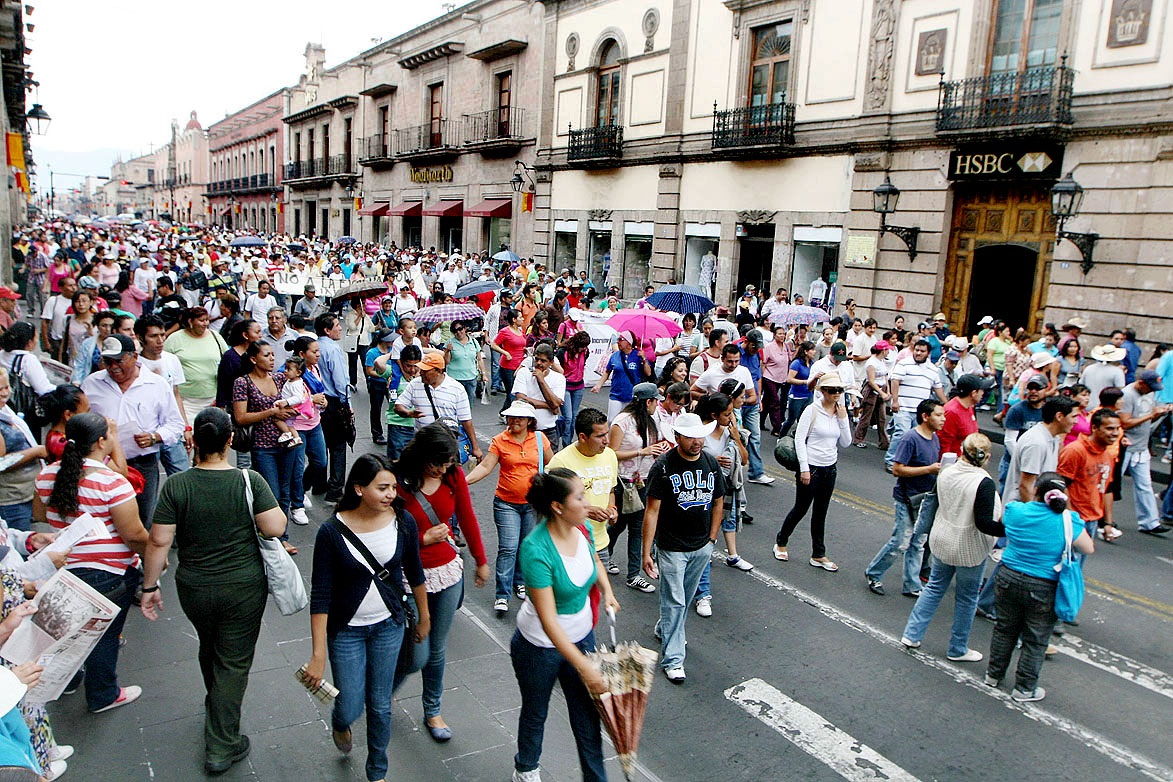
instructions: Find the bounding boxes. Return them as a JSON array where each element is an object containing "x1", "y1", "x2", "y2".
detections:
[{"x1": 596, "y1": 39, "x2": 621, "y2": 127}]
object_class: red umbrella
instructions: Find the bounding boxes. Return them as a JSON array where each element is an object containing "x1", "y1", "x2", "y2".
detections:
[{"x1": 587, "y1": 610, "x2": 658, "y2": 781}]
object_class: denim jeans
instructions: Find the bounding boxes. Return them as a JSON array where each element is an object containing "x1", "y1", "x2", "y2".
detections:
[
  {"x1": 655, "y1": 544, "x2": 713, "y2": 669},
  {"x1": 160, "y1": 439, "x2": 190, "y2": 476},
  {"x1": 329, "y1": 616, "x2": 406, "y2": 782},
  {"x1": 510, "y1": 629, "x2": 605, "y2": 781},
  {"x1": 127, "y1": 453, "x2": 161, "y2": 529},
  {"x1": 987, "y1": 566, "x2": 1057, "y2": 693},
  {"x1": 742, "y1": 402, "x2": 765, "y2": 479},
  {"x1": 780, "y1": 395, "x2": 811, "y2": 438},
  {"x1": 0, "y1": 501, "x2": 32, "y2": 532},
  {"x1": 560, "y1": 387, "x2": 584, "y2": 449},
  {"x1": 491, "y1": 348, "x2": 503, "y2": 391},
  {"x1": 74, "y1": 566, "x2": 141, "y2": 711},
  {"x1": 977, "y1": 560, "x2": 1001, "y2": 616},
  {"x1": 1122, "y1": 449, "x2": 1161, "y2": 529},
  {"x1": 454, "y1": 377, "x2": 477, "y2": 410},
  {"x1": 385, "y1": 425, "x2": 415, "y2": 463},
  {"x1": 884, "y1": 410, "x2": 916, "y2": 468},
  {"x1": 366, "y1": 380, "x2": 388, "y2": 438},
  {"x1": 252, "y1": 446, "x2": 297, "y2": 517},
  {"x1": 293, "y1": 424, "x2": 326, "y2": 511},
  {"x1": 865, "y1": 499, "x2": 928, "y2": 594},
  {"x1": 775, "y1": 464, "x2": 837, "y2": 559},
  {"x1": 498, "y1": 368, "x2": 517, "y2": 414},
  {"x1": 901, "y1": 556, "x2": 985, "y2": 657},
  {"x1": 607, "y1": 482, "x2": 647, "y2": 581},
  {"x1": 1163, "y1": 476, "x2": 1173, "y2": 521},
  {"x1": 694, "y1": 561, "x2": 711, "y2": 602},
  {"x1": 493, "y1": 498, "x2": 537, "y2": 601},
  {"x1": 394, "y1": 580, "x2": 462, "y2": 719}
]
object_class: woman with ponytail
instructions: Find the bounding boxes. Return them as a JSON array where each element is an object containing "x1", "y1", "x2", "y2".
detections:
[
  {"x1": 32, "y1": 412, "x2": 148, "y2": 714},
  {"x1": 985, "y1": 471, "x2": 1095, "y2": 703},
  {"x1": 140, "y1": 407, "x2": 286, "y2": 775}
]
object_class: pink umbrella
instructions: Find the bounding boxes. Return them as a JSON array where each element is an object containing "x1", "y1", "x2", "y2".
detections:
[{"x1": 606, "y1": 309, "x2": 681, "y2": 343}]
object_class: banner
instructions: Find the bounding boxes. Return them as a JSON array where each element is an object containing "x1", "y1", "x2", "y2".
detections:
[
  {"x1": 271, "y1": 270, "x2": 347, "y2": 298},
  {"x1": 579, "y1": 310, "x2": 616, "y2": 386},
  {"x1": 5, "y1": 132, "x2": 24, "y2": 170}
]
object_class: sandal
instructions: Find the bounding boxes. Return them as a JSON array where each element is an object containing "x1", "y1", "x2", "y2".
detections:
[
  {"x1": 809, "y1": 557, "x2": 839, "y2": 572},
  {"x1": 772, "y1": 545, "x2": 788, "y2": 561},
  {"x1": 282, "y1": 541, "x2": 299, "y2": 556}
]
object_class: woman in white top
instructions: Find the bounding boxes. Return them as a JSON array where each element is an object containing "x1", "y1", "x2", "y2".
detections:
[
  {"x1": 0, "y1": 322, "x2": 55, "y2": 397},
  {"x1": 773, "y1": 373, "x2": 852, "y2": 571},
  {"x1": 852, "y1": 339, "x2": 892, "y2": 449}
]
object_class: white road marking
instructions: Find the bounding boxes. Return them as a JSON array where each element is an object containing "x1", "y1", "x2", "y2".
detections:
[
  {"x1": 726, "y1": 678, "x2": 923, "y2": 782},
  {"x1": 713, "y1": 551, "x2": 1173, "y2": 782},
  {"x1": 1156, "y1": 556, "x2": 1173, "y2": 567},
  {"x1": 1053, "y1": 634, "x2": 1173, "y2": 701}
]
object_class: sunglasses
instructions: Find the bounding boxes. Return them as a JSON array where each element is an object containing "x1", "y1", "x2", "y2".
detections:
[{"x1": 823, "y1": 387, "x2": 844, "y2": 394}]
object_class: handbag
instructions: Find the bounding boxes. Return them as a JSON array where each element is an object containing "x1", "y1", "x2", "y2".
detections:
[
  {"x1": 243, "y1": 469, "x2": 308, "y2": 615},
  {"x1": 619, "y1": 477, "x2": 644, "y2": 514},
  {"x1": 774, "y1": 435, "x2": 799, "y2": 472},
  {"x1": 423, "y1": 383, "x2": 473, "y2": 463},
  {"x1": 8, "y1": 354, "x2": 47, "y2": 431},
  {"x1": 1053, "y1": 509, "x2": 1084, "y2": 623},
  {"x1": 330, "y1": 516, "x2": 418, "y2": 633}
]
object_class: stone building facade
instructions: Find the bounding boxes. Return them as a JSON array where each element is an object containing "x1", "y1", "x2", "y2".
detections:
[
  {"x1": 531, "y1": 0, "x2": 1173, "y2": 343},
  {"x1": 207, "y1": 92, "x2": 286, "y2": 232}
]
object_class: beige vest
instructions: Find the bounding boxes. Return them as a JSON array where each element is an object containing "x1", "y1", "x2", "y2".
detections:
[{"x1": 930, "y1": 461, "x2": 1001, "y2": 568}]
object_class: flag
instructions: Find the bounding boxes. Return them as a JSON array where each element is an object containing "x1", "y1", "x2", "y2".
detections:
[
  {"x1": 6, "y1": 133, "x2": 25, "y2": 170},
  {"x1": 353, "y1": 196, "x2": 362, "y2": 211},
  {"x1": 13, "y1": 171, "x2": 28, "y2": 193},
  {"x1": 277, "y1": 201, "x2": 284, "y2": 215},
  {"x1": 522, "y1": 191, "x2": 533, "y2": 213}
]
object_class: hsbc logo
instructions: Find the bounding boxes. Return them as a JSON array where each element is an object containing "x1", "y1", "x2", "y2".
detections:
[{"x1": 948, "y1": 145, "x2": 1063, "y2": 181}]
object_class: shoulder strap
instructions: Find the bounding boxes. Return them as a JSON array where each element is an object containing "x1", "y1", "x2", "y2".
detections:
[
  {"x1": 241, "y1": 468, "x2": 255, "y2": 521},
  {"x1": 331, "y1": 515, "x2": 396, "y2": 582},
  {"x1": 413, "y1": 487, "x2": 461, "y2": 552},
  {"x1": 537, "y1": 431, "x2": 544, "y2": 474},
  {"x1": 422, "y1": 382, "x2": 441, "y2": 421}
]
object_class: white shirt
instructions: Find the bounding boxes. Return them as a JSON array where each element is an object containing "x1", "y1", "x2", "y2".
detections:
[
  {"x1": 0, "y1": 350, "x2": 55, "y2": 395},
  {"x1": 511, "y1": 365, "x2": 566, "y2": 430},
  {"x1": 138, "y1": 352, "x2": 186, "y2": 391},
  {"x1": 40, "y1": 294, "x2": 73, "y2": 341},
  {"x1": 394, "y1": 294, "x2": 418, "y2": 316},
  {"x1": 809, "y1": 356, "x2": 858, "y2": 396},
  {"x1": 81, "y1": 366, "x2": 186, "y2": 456},
  {"x1": 389, "y1": 336, "x2": 420, "y2": 360},
  {"x1": 438, "y1": 269, "x2": 461, "y2": 294},
  {"x1": 343, "y1": 521, "x2": 398, "y2": 627},
  {"x1": 695, "y1": 364, "x2": 756, "y2": 397},
  {"x1": 891, "y1": 357, "x2": 943, "y2": 410},
  {"x1": 133, "y1": 266, "x2": 157, "y2": 293},
  {"x1": 516, "y1": 532, "x2": 595, "y2": 648},
  {"x1": 400, "y1": 374, "x2": 472, "y2": 427},
  {"x1": 794, "y1": 402, "x2": 852, "y2": 471},
  {"x1": 245, "y1": 293, "x2": 277, "y2": 324}
]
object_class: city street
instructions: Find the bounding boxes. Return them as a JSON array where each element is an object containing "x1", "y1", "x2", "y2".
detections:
[{"x1": 50, "y1": 388, "x2": 1173, "y2": 782}]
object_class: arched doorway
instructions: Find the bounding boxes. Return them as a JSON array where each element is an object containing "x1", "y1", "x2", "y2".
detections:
[{"x1": 967, "y1": 243, "x2": 1038, "y2": 333}]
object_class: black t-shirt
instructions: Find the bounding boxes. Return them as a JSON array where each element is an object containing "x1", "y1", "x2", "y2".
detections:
[{"x1": 646, "y1": 449, "x2": 727, "y2": 552}]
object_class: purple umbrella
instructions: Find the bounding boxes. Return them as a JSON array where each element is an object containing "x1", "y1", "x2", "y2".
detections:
[{"x1": 412, "y1": 302, "x2": 485, "y2": 324}]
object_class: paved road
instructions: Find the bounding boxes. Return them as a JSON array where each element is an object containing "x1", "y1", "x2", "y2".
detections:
[{"x1": 52, "y1": 384, "x2": 1173, "y2": 782}]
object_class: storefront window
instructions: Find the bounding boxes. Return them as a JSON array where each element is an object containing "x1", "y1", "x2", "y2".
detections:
[
  {"x1": 684, "y1": 237, "x2": 718, "y2": 290},
  {"x1": 791, "y1": 241, "x2": 839, "y2": 310},
  {"x1": 622, "y1": 236, "x2": 653, "y2": 299},
  {"x1": 589, "y1": 230, "x2": 611, "y2": 289},
  {"x1": 555, "y1": 231, "x2": 577, "y2": 270},
  {"x1": 489, "y1": 217, "x2": 512, "y2": 255}
]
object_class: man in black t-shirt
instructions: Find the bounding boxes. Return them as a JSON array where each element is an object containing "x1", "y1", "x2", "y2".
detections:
[{"x1": 642, "y1": 413, "x2": 727, "y2": 684}]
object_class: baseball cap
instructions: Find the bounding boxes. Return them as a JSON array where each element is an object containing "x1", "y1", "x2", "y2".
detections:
[
  {"x1": 378, "y1": 329, "x2": 396, "y2": 344},
  {"x1": 419, "y1": 351, "x2": 446, "y2": 371},
  {"x1": 1138, "y1": 369, "x2": 1164, "y2": 391},
  {"x1": 745, "y1": 330, "x2": 765, "y2": 346},
  {"x1": 955, "y1": 374, "x2": 995, "y2": 394},
  {"x1": 944, "y1": 350, "x2": 962, "y2": 361},
  {"x1": 830, "y1": 341, "x2": 847, "y2": 358},
  {"x1": 0, "y1": 286, "x2": 21, "y2": 300},
  {"x1": 632, "y1": 382, "x2": 664, "y2": 402},
  {"x1": 917, "y1": 321, "x2": 931, "y2": 331},
  {"x1": 673, "y1": 412, "x2": 717, "y2": 439},
  {"x1": 304, "y1": 283, "x2": 315, "y2": 292},
  {"x1": 1026, "y1": 375, "x2": 1049, "y2": 389},
  {"x1": 873, "y1": 340, "x2": 892, "y2": 351},
  {"x1": 99, "y1": 334, "x2": 137, "y2": 359}
]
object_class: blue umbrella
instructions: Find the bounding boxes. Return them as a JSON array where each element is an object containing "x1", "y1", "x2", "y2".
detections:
[
  {"x1": 337, "y1": 236, "x2": 357, "y2": 245},
  {"x1": 454, "y1": 278, "x2": 501, "y2": 298},
  {"x1": 644, "y1": 284, "x2": 715, "y2": 315},
  {"x1": 492, "y1": 249, "x2": 521, "y2": 263},
  {"x1": 229, "y1": 236, "x2": 266, "y2": 247}
]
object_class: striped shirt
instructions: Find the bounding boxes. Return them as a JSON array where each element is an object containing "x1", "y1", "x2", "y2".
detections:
[
  {"x1": 36, "y1": 459, "x2": 139, "y2": 575},
  {"x1": 400, "y1": 375, "x2": 473, "y2": 427},
  {"x1": 891, "y1": 357, "x2": 943, "y2": 410}
]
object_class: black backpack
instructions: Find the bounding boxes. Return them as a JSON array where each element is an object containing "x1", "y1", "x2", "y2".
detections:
[{"x1": 8, "y1": 354, "x2": 48, "y2": 436}]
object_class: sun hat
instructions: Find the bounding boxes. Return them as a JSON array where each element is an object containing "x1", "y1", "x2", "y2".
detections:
[
  {"x1": 815, "y1": 373, "x2": 846, "y2": 391},
  {"x1": 1090, "y1": 344, "x2": 1126, "y2": 362},
  {"x1": 1030, "y1": 352, "x2": 1056, "y2": 369},
  {"x1": 1061, "y1": 316, "x2": 1089, "y2": 331},
  {"x1": 673, "y1": 412, "x2": 717, "y2": 438},
  {"x1": 977, "y1": 315, "x2": 993, "y2": 326},
  {"x1": 501, "y1": 400, "x2": 538, "y2": 419}
]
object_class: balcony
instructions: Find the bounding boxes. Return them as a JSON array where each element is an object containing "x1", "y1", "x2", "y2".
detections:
[
  {"x1": 283, "y1": 156, "x2": 357, "y2": 187},
  {"x1": 567, "y1": 124, "x2": 622, "y2": 167},
  {"x1": 712, "y1": 101, "x2": 796, "y2": 153},
  {"x1": 395, "y1": 119, "x2": 462, "y2": 163},
  {"x1": 358, "y1": 134, "x2": 396, "y2": 168},
  {"x1": 936, "y1": 64, "x2": 1074, "y2": 136},
  {"x1": 206, "y1": 174, "x2": 279, "y2": 198},
  {"x1": 462, "y1": 107, "x2": 530, "y2": 156}
]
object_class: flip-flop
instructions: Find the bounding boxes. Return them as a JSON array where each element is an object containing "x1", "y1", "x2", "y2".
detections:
[
  {"x1": 809, "y1": 558, "x2": 839, "y2": 572},
  {"x1": 282, "y1": 541, "x2": 299, "y2": 556},
  {"x1": 772, "y1": 546, "x2": 789, "y2": 561}
]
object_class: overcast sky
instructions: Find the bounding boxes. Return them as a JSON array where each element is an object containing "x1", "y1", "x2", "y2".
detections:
[{"x1": 27, "y1": 0, "x2": 453, "y2": 188}]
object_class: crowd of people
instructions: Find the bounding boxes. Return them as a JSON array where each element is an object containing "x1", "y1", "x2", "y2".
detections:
[{"x1": 0, "y1": 217, "x2": 1169, "y2": 781}]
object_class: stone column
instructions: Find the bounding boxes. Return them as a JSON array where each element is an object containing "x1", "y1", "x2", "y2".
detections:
[
  {"x1": 532, "y1": 170, "x2": 552, "y2": 264},
  {"x1": 653, "y1": 164, "x2": 682, "y2": 285}
]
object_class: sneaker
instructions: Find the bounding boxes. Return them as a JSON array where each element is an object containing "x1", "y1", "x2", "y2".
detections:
[
  {"x1": 606, "y1": 561, "x2": 620, "y2": 575},
  {"x1": 626, "y1": 576, "x2": 656, "y2": 593},
  {"x1": 983, "y1": 674, "x2": 1000, "y2": 687},
  {"x1": 89, "y1": 685, "x2": 142, "y2": 713},
  {"x1": 741, "y1": 512, "x2": 754, "y2": 524},
  {"x1": 853, "y1": 442, "x2": 868, "y2": 449},
  {"x1": 1011, "y1": 686, "x2": 1046, "y2": 702},
  {"x1": 1138, "y1": 524, "x2": 1171, "y2": 536},
  {"x1": 494, "y1": 598, "x2": 509, "y2": 613},
  {"x1": 291, "y1": 508, "x2": 310, "y2": 526},
  {"x1": 514, "y1": 584, "x2": 526, "y2": 600},
  {"x1": 695, "y1": 596, "x2": 712, "y2": 618},
  {"x1": 900, "y1": 636, "x2": 921, "y2": 649},
  {"x1": 512, "y1": 769, "x2": 542, "y2": 782},
  {"x1": 947, "y1": 649, "x2": 984, "y2": 662},
  {"x1": 48, "y1": 745, "x2": 74, "y2": 762},
  {"x1": 902, "y1": 590, "x2": 922, "y2": 598},
  {"x1": 772, "y1": 545, "x2": 788, "y2": 561},
  {"x1": 867, "y1": 579, "x2": 885, "y2": 596},
  {"x1": 726, "y1": 556, "x2": 754, "y2": 571},
  {"x1": 1162, "y1": 454, "x2": 1171, "y2": 464},
  {"x1": 664, "y1": 667, "x2": 686, "y2": 684},
  {"x1": 204, "y1": 735, "x2": 251, "y2": 775},
  {"x1": 303, "y1": 493, "x2": 313, "y2": 509},
  {"x1": 44, "y1": 759, "x2": 67, "y2": 781},
  {"x1": 747, "y1": 474, "x2": 775, "y2": 485}
]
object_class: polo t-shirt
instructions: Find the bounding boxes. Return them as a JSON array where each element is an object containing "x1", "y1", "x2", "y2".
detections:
[
  {"x1": 1057, "y1": 434, "x2": 1114, "y2": 522},
  {"x1": 939, "y1": 397, "x2": 978, "y2": 456},
  {"x1": 891, "y1": 357, "x2": 942, "y2": 410},
  {"x1": 489, "y1": 430, "x2": 552, "y2": 504},
  {"x1": 399, "y1": 375, "x2": 472, "y2": 426}
]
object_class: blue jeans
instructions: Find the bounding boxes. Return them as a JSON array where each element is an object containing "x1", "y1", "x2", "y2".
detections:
[
  {"x1": 493, "y1": 498, "x2": 536, "y2": 601},
  {"x1": 252, "y1": 446, "x2": 297, "y2": 517},
  {"x1": 385, "y1": 425, "x2": 414, "y2": 462},
  {"x1": 329, "y1": 616, "x2": 405, "y2": 782},
  {"x1": 780, "y1": 395, "x2": 811, "y2": 438},
  {"x1": 560, "y1": 387, "x2": 584, "y2": 449},
  {"x1": 901, "y1": 556, "x2": 985, "y2": 657},
  {"x1": 74, "y1": 566, "x2": 141, "y2": 711},
  {"x1": 655, "y1": 544, "x2": 713, "y2": 669},
  {"x1": 510, "y1": 629, "x2": 606, "y2": 781},
  {"x1": 127, "y1": 453, "x2": 161, "y2": 529},
  {"x1": 1123, "y1": 450, "x2": 1161, "y2": 529},
  {"x1": 694, "y1": 561, "x2": 711, "y2": 602},
  {"x1": 394, "y1": 580, "x2": 462, "y2": 719},
  {"x1": 884, "y1": 410, "x2": 916, "y2": 468},
  {"x1": 742, "y1": 402, "x2": 764, "y2": 479},
  {"x1": 499, "y1": 368, "x2": 517, "y2": 414},
  {"x1": 0, "y1": 501, "x2": 32, "y2": 532},
  {"x1": 160, "y1": 439, "x2": 190, "y2": 476},
  {"x1": 491, "y1": 348, "x2": 503, "y2": 391},
  {"x1": 293, "y1": 424, "x2": 326, "y2": 511},
  {"x1": 1163, "y1": 476, "x2": 1173, "y2": 521},
  {"x1": 454, "y1": 377, "x2": 477, "y2": 409},
  {"x1": 865, "y1": 499, "x2": 928, "y2": 594}
]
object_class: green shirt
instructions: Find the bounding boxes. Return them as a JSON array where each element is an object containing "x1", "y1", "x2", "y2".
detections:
[
  {"x1": 382, "y1": 372, "x2": 416, "y2": 428},
  {"x1": 446, "y1": 337, "x2": 480, "y2": 381},
  {"x1": 152, "y1": 467, "x2": 278, "y2": 586},
  {"x1": 163, "y1": 328, "x2": 227, "y2": 400},
  {"x1": 519, "y1": 521, "x2": 597, "y2": 615}
]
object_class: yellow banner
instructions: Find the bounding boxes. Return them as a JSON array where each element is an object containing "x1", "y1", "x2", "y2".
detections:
[{"x1": 6, "y1": 133, "x2": 24, "y2": 170}]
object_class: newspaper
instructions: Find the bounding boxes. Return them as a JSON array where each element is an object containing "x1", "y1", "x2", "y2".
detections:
[
  {"x1": 28, "y1": 512, "x2": 109, "y2": 561},
  {"x1": 0, "y1": 568, "x2": 121, "y2": 703}
]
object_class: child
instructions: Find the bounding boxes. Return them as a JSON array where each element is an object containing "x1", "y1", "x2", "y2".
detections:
[
  {"x1": 389, "y1": 317, "x2": 420, "y2": 375},
  {"x1": 275, "y1": 357, "x2": 314, "y2": 447},
  {"x1": 378, "y1": 344, "x2": 422, "y2": 462}
]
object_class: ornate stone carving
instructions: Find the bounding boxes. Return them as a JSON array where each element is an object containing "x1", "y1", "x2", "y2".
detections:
[
  {"x1": 864, "y1": 0, "x2": 896, "y2": 112},
  {"x1": 588, "y1": 209, "x2": 613, "y2": 221},
  {"x1": 642, "y1": 9, "x2": 660, "y2": 53},
  {"x1": 658, "y1": 164, "x2": 681, "y2": 178},
  {"x1": 566, "y1": 33, "x2": 580, "y2": 71},
  {"x1": 737, "y1": 210, "x2": 776, "y2": 225},
  {"x1": 853, "y1": 153, "x2": 888, "y2": 172}
]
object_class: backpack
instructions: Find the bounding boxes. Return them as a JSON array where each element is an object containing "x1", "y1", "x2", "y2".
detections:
[{"x1": 8, "y1": 354, "x2": 47, "y2": 432}]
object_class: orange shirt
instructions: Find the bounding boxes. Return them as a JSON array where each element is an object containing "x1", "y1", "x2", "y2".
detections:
[
  {"x1": 520, "y1": 299, "x2": 538, "y2": 333},
  {"x1": 1057, "y1": 434, "x2": 1115, "y2": 522},
  {"x1": 489, "y1": 430, "x2": 552, "y2": 504}
]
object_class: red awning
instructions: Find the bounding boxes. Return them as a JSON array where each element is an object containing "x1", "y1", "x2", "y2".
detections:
[
  {"x1": 357, "y1": 202, "x2": 390, "y2": 216},
  {"x1": 422, "y1": 200, "x2": 464, "y2": 217},
  {"x1": 465, "y1": 198, "x2": 512, "y2": 218},
  {"x1": 387, "y1": 201, "x2": 423, "y2": 217}
]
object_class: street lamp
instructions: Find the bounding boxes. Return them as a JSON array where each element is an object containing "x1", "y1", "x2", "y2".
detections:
[
  {"x1": 871, "y1": 174, "x2": 920, "y2": 262},
  {"x1": 25, "y1": 103, "x2": 50, "y2": 135},
  {"x1": 1050, "y1": 172, "x2": 1098, "y2": 275},
  {"x1": 510, "y1": 160, "x2": 535, "y2": 193}
]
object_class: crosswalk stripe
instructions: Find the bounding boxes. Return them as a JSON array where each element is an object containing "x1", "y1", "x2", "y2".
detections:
[
  {"x1": 1051, "y1": 633, "x2": 1173, "y2": 701},
  {"x1": 713, "y1": 551, "x2": 1173, "y2": 782},
  {"x1": 726, "y1": 678, "x2": 923, "y2": 782}
]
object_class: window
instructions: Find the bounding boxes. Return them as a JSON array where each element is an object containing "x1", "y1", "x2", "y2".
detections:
[
  {"x1": 378, "y1": 106, "x2": 390, "y2": 152},
  {"x1": 322, "y1": 123, "x2": 330, "y2": 164},
  {"x1": 294, "y1": 132, "x2": 302, "y2": 164},
  {"x1": 749, "y1": 22, "x2": 792, "y2": 107},
  {"x1": 429, "y1": 83, "x2": 444, "y2": 146},
  {"x1": 306, "y1": 129, "x2": 315, "y2": 162},
  {"x1": 344, "y1": 117, "x2": 353, "y2": 170},
  {"x1": 496, "y1": 71, "x2": 513, "y2": 137},
  {"x1": 989, "y1": 0, "x2": 1062, "y2": 75},
  {"x1": 595, "y1": 40, "x2": 621, "y2": 127}
]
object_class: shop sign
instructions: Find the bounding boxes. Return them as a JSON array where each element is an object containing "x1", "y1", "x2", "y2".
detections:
[
  {"x1": 947, "y1": 144, "x2": 1063, "y2": 181},
  {"x1": 409, "y1": 165, "x2": 454, "y2": 184},
  {"x1": 844, "y1": 232, "x2": 876, "y2": 267}
]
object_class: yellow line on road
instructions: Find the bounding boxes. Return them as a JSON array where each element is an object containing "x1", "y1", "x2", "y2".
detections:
[{"x1": 1086, "y1": 578, "x2": 1173, "y2": 622}]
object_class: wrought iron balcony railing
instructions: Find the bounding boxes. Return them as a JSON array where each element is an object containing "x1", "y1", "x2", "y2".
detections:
[
  {"x1": 358, "y1": 134, "x2": 395, "y2": 164},
  {"x1": 936, "y1": 64, "x2": 1074, "y2": 132},
  {"x1": 396, "y1": 118, "x2": 462, "y2": 156},
  {"x1": 463, "y1": 106, "x2": 528, "y2": 145},
  {"x1": 567, "y1": 124, "x2": 623, "y2": 162},
  {"x1": 712, "y1": 101, "x2": 796, "y2": 149}
]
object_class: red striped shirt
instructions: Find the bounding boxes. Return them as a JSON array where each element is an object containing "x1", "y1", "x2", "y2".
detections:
[{"x1": 35, "y1": 459, "x2": 139, "y2": 575}]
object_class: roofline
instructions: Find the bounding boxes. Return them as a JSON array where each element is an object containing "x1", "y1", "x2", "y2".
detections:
[{"x1": 208, "y1": 87, "x2": 290, "y2": 132}]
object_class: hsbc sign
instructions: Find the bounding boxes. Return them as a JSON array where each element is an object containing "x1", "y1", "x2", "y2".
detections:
[{"x1": 947, "y1": 144, "x2": 1063, "y2": 181}]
